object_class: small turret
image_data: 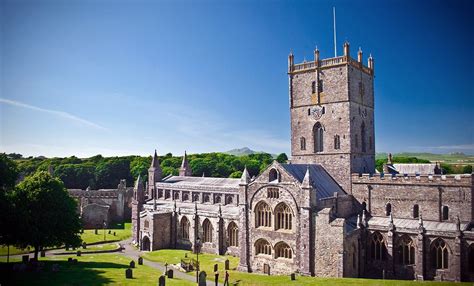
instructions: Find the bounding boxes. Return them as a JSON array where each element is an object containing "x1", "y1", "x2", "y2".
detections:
[
  {"x1": 288, "y1": 51, "x2": 294, "y2": 72},
  {"x1": 179, "y1": 151, "x2": 192, "y2": 176},
  {"x1": 343, "y1": 41, "x2": 350, "y2": 57},
  {"x1": 357, "y1": 47, "x2": 363, "y2": 63},
  {"x1": 240, "y1": 166, "x2": 250, "y2": 185},
  {"x1": 368, "y1": 54, "x2": 374, "y2": 71},
  {"x1": 148, "y1": 150, "x2": 162, "y2": 198},
  {"x1": 314, "y1": 47, "x2": 320, "y2": 64}
]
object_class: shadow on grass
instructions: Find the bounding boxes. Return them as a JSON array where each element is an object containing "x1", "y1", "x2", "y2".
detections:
[{"x1": 0, "y1": 260, "x2": 127, "y2": 285}]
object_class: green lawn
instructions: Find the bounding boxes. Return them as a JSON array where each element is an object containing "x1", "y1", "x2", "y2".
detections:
[
  {"x1": 143, "y1": 249, "x2": 469, "y2": 286},
  {"x1": 0, "y1": 245, "x2": 30, "y2": 256},
  {"x1": 80, "y1": 222, "x2": 131, "y2": 244},
  {"x1": 0, "y1": 254, "x2": 194, "y2": 286},
  {"x1": 83, "y1": 242, "x2": 120, "y2": 252}
]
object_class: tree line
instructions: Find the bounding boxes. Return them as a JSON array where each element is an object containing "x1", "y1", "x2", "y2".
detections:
[{"x1": 7, "y1": 152, "x2": 289, "y2": 189}]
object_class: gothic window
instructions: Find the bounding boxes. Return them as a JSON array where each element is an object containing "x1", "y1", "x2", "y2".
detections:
[
  {"x1": 192, "y1": 193, "x2": 199, "y2": 202},
  {"x1": 361, "y1": 122, "x2": 366, "y2": 153},
  {"x1": 255, "y1": 201, "x2": 272, "y2": 228},
  {"x1": 255, "y1": 239, "x2": 271, "y2": 255},
  {"x1": 386, "y1": 203, "x2": 392, "y2": 216},
  {"x1": 413, "y1": 205, "x2": 419, "y2": 219},
  {"x1": 225, "y1": 195, "x2": 233, "y2": 205},
  {"x1": 165, "y1": 190, "x2": 170, "y2": 199},
  {"x1": 442, "y1": 206, "x2": 449, "y2": 221},
  {"x1": 179, "y1": 217, "x2": 190, "y2": 240},
  {"x1": 269, "y1": 168, "x2": 278, "y2": 182},
  {"x1": 274, "y1": 242, "x2": 292, "y2": 259},
  {"x1": 318, "y1": 79, "x2": 323, "y2": 93},
  {"x1": 398, "y1": 236, "x2": 415, "y2": 265},
  {"x1": 275, "y1": 203, "x2": 292, "y2": 231},
  {"x1": 313, "y1": 122, "x2": 324, "y2": 153},
  {"x1": 370, "y1": 232, "x2": 387, "y2": 261},
  {"x1": 300, "y1": 137, "x2": 306, "y2": 150},
  {"x1": 203, "y1": 193, "x2": 210, "y2": 203},
  {"x1": 431, "y1": 238, "x2": 449, "y2": 269},
  {"x1": 144, "y1": 220, "x2": 149, "y2": 229},
  {"x1": 173, "y1": 192, "x2": 179, "y2": 200},
  {"x1": 227, "y1": 222, "x2": 239, "y2": 247},
  {"x1": 158, "y1": 189, "x2": 163, "y2": 198},
  {"x1": 334, "y1": 135, "x2": 341, "y2": 150},
  {"x1": 311, "y1": 81, "x2": 316, "y2": 94},
  {"x1": 267, "y1": 188, "x2": 279, "y2": 199},
  {"x1": 183, "y1": 193, "x2": 189, "y2": 201},
  {"x1": 202, "y1": 219, "x2": 213, "y2": 243},
  {"x1": 214, "y1": 195, "x2": 221, "y2": 204}
]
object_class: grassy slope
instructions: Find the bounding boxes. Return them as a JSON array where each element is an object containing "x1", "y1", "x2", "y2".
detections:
[
  {"x1": 0, "y1": 254, "x2": 194, "y2": 286},
  {"x1": 142, "y1": 249, "x2": 467, "y2": 286}
]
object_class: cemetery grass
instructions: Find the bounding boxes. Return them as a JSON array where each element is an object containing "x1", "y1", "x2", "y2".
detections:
[
  {"x1": 143, "y1": 249, "x2": 470, "y2": 286},
  {"x1": 0, "y1": 253, "x2": 194, "y2": 286},
  {"x1": 80, "y1": 222, "x2": 132, "y2": 244}
]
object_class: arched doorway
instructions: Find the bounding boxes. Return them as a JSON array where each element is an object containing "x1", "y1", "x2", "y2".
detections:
[{"x1": 142, "y1": 236, "x2": 151, "y2": 251}]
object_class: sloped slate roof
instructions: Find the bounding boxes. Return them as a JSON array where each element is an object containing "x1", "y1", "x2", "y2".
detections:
[
  {"x1": 368, "y1": 216, "x2": 469, "y2": 232},
  {"x1": 392, "y1": 164, "x2": 437, "y2": 175},
  {"x1": 281, "y1": 164, "x2": 345, "y2": 198},
  {"x1": 160, "y1": 176, "x2": 240, "y2": 190}
]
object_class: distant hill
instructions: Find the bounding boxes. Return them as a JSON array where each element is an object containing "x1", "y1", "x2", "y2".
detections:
[
  {"x1": 376, "y1": 152, "x2": 474, "y2": 164},
  {"x1": 225, "y1": 147, "x2": 276, "y2": 157}
]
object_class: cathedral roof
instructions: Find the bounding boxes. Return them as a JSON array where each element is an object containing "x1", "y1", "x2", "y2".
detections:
[
  {"x1": 157, "y1": 176, "x2": 240, "y2": 192},
  {"x1": 281, "y1": 163, "x2": 345, "y2": 198},
  {"x1": 367, "y1": 216, "x2": 470, "y2": 232}
]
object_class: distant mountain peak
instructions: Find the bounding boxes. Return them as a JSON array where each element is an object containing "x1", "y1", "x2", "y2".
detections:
[{"x1": 225, "y1": 147, "x2": 257, "y2": 156}]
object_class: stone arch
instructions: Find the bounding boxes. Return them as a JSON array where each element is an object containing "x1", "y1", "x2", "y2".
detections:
[
  {"x1": 202, "y1": 219, "x2": 213, "y2": 243},
  {"x1": 398, "y1": 234, "x2": 415, "y2": 265},
  {"x1": 269, "y1": 168, "x2": 279, "y2": 182},
  {"x1": 430, "y1": 238, "x2": 449, "y2": 269},
  {"x1": 313, "y1": 122, "x2": 324, "y2": 152},
  {"x1": 255, "y1": 238, "x2": 271, "y2": 255},
  {"x1": 385, "y1": 202, "x2": 392, "y2": 216},
  {"x1": 142, "y1": 236, "x2": 151, "y2": 251},
  {"x1": 274, "y1": 241, "x2": 292, "y2": 259},
  {"x1": 249, "y1": 185, "x2": 300, "y2": 215},
  {"x1": 255, "y1": 201, "x2": 272, "y2": 228},
  {"x1": 227, "y1": 221, "x2": 238, "y2": 247},
  {"x1": 274, "y1": 202, "x2": 293, "y2": 231},
  {"x1": 370, "y1": 231, "x2": 387, "y2": 261},
  {"x1": 179, "y1": 216, "x2": 190, "y2": 240}
]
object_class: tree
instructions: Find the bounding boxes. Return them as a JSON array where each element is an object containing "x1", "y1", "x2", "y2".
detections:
[
  {"x1": 12, "y1": 171, "x2": 82, "y2": 259},
  {"x1": 276, "y1": 153, "x2": 288, "y2": 163},
  {"x1": 229, "y1": 171, "x2": 242, "y2": 178},
  {"x1": 0, "y1": 153, "x2": 19, "y2": 190},
  {"x1": 0, "y1": 154, "x2": 19, "y2": 259},
  {"x1": 130, "y1": 156, "x2": 151, "y2": 183}
]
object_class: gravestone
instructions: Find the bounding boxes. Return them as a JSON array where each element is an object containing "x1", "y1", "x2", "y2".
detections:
[
  {"x1": 214, "y1": 263, "x2": 218, "y2": 272},
  {"x1": 290, "y1": 273, "x2": 296, "y2": 280},
  {"x1": 94, "y1": 229, "x2": 98, "y2": 234},
  {"x1": 224, "y1": 259, "x2": 229, "y2": 270},
  {"x1": 129, "y1": 260, "x2": 135, "y2": 268},
  {"x1": 138, "y1": 257, "x2": 143, "y2": 265},
  {"x1": 22, "y1": 255, "x2": 29, "y2": 263},
  {"x1": 125, "y1": 268, "x2": 133, "y2": 279},
  {"x1": 198, "y1": 271, "x2": 207, "y2": 286},
  {"x1": 108, "y1": 230, "x2": 111, "y2": 234},
  {"x1": 158, "y1": 275, "x2": 166, "y2": 286},
  {"x1": 82, "y1": 242, "x2": 87, "y2": 249},
  {"x1": 68, "y1": 258, "x2": 73, "y2": 262},
  {"x1": 167, "y1": 269, "x2": 173, "y2": 278},
  {"x1": 77, "y1": 250, "x2": 81, "y2": 257},
  {"x1": 113, "y1": 232, "x2": 116, "y2": 236},
  {"x1": 40, "y1": 250, "x2": 46, "y2": 257}
]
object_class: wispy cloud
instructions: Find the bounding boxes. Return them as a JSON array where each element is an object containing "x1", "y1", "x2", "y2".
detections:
[{"x1": 0, "y1": 98, "x2": 108, "y2": 131}]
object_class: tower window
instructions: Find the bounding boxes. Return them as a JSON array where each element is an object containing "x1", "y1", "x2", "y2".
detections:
[
  {"x1": 311, "y1": 81, "x2": 316, "y2": 94},
  {"x1": 318, "y1": 79, "x2": 323, "y2": 93},
  {"x1": 442, "y1": 206, "x2": 449, "y2": 221},
  {"x1": 413, "y1": 205, "x2": 419, "y2": 218},
  {"x1": 386, "y1": 203, "x2": 392, "y2": 216},
  {"x1": 334, "y1": 135, "x2": 341, "y2": 150},
  {"x1": 313, "y1": 122, "x2": 324, "y2": 153},
  {"x1": 300, "y1": 137, "x2": 306, "y2": 150}
]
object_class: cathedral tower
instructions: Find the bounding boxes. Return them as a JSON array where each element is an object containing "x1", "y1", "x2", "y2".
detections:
[{"x1": 288, "y1": 42, "x2": 375, "y2": 191}]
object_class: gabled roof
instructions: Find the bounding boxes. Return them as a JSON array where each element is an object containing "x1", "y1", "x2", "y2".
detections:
[
  {"x1": 281, "y1": 163, "x2": 345, "y2": 198},
  {"x1": 156, "y1": 176, "x2": 240, "y2": 192}
]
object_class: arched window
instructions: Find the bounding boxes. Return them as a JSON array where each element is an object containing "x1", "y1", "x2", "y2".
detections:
[
  {"x1": 442, "y1": 206, "x2": 449, "y2": 221},
  {"x1": 165, "y1": 190, "x2": 170, "y2": 199},
  {"x1": 300, "y1": 137, "x2": 306, "y2": 150},
  {"x1": 183, "y1": 193, "x2": 189, "y2": 201},
  {"x1": 313, "y1": 122, "x2": 324, "y2": 152},
  {"x1": 334, "y1": 135, "x2": 340, "y2": 150},
  {"x1": 203, "y1": 219, "x2": 213, "y2": 243},
  {"x1": 370, "y1": 232, "x2": 387, "y2": 261},
  {"x1": 203, "y1": 194, "x2": 210, "y2": 203},
  {"x1": 274, "y1": 242, "x2": 292, "y2": 259},
  {"x1": 255, "y1": 239, "x2": 271, "y2": 255},
  {"x1": 413, "y1": 205, "x2": 419, "y2": 219},
  {"x1": 431, "y1": 238, "x2": 449, "y2": 269},
  {"x1": 275, "y1": 203, "x2": 293, "y2": 231},
  {"x1": 311, "y1": 81, "x2": 316, "y2": 94},
  {"x1": 215, "y1": 195, "x2": 221, "y2": 204},
  {"x1": 255, "y1": 201, "x2": 272, "y2": 228},
  {"x1": 192, "y1": 193, "x2": 199, "y2": 202},
  {"x1": 386, "y1": 203, "x2": 392, "y2": 216},
  {"x1": 269, "y1": 169, "x2": 278, "y2": 182},
  {"x1": 225, "y1": 196, "x2": 233, "y2": 205},
  {"x1": 173, "y1": 192, "x2": 179, "y2": 200},
  {"x1": 227, "y1": 222, "x2": 239, "y2": 247},
  {"x1": 158, "y1": 189, "x2": 163, "y2": 198},
  {"x1": 180, "y1": 217, "x2": 190, "y2": 240},
  {"x1": 361, "y1": 122, "x2": 366, "y2": 153},
  {"x1": 398, "y1": 236, "x2": 415, "y2": 265}
]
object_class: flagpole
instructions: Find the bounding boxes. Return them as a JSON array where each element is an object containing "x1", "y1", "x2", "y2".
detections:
[{"x1": 333, "y1": 7, "x2": 337, "y2": 57}]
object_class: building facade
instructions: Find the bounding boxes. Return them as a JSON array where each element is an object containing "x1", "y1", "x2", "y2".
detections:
[{"x1": 132, "y1": 42, "x2": 474, "y2": 282}]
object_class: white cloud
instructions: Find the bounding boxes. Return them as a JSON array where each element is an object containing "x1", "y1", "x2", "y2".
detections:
[{"x1": 0, "y1": 98, "x2": 108, "y2": 131}]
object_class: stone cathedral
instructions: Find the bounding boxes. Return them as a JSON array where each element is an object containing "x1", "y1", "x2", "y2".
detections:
[{"x1": 132, "y1": 42, "x2": 474, "y2": 282}]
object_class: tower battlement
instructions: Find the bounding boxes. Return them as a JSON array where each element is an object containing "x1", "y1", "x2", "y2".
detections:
[
  {"x1": 352, "y1": 173, "x2": 473, "y2": 186},
  {"x1": 288, "y1": 42, "x2": 374, "y2": 75}
]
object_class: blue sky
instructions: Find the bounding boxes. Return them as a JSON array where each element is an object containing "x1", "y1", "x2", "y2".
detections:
[{"x1": 1, "y1": 0, "x2": 473, "y2": 157}]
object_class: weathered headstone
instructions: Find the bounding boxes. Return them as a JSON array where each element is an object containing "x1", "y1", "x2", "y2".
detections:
[
  {"x1": 40, "y1": 250, "x2": 46, "y2": 257},
  {"x1": 158, "y1": 275, "x2": 166, "y2": 286},
  {"x1": 213, "y1": 263, "x2": 218, "y2": 272},
  {"x1": 125, "y1": 268, "x2": 133, "y2": 279},
  {"x1": 138, "y1": 257, "x2": 143, "y2": 265},
  {"x1": 224, "y1": 259, "x2": 229, "y2": 270},
  {"x1": 108, "y1": 230, "x2": 111, "y2": 234},
  {"x1": 198, "y1": 271, "x2": 207, "y2": 286},
  {"x1": 82, "y1": 242, "x2": 87, "y2": 249},
  {"x1": 113, "y1": 231, "x2": 116, "y2": 236},
  {"x1": 68, "y1": 258, "x2": 73, "y2": 262},
  {"x1": 77, "y1": 250, "x2": 81, "y2": 257},
  {"x1": 167, "y1": 269, "x2": 173, "y2": 278},
  {"x1": 290, "y1": 273, "x2": 296, "y2": 280},
  {"x1": 129, "y1": 260, "x2": 135, "y2": 268},
  {"x1": 94, "y1": 229, "x2": 98, "y2": 234},
  {"x1": 22, "y1": 255, "x2": 29, "y2": 263}
]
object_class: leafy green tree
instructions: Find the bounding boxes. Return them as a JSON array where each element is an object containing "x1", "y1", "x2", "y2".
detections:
[
  {"x1": 12, "y1": 171, "x2": 82, "y2": 259},
  {"x1": 0, "y1": 153, "x2": 19, "y2": 190},
  {"x1": 95, "y1": 158, "x2": 133, "y2": 188},
  {"x1": 0, "y1": 154, "x2": 19, "y2": 254},
  {"x1": 229, "y1": 171, "x2": 242, "y2": 178},
  {"x1": 276, "y1": 153, "x2": 288, "y2": 163},
  {"x1": 130, "y1": 156, "x2": 151, "y2": 183},
  {"x1": 462, "y1": 165, "x2": 473, "y2": 174},
  {"x1": 162, "y1": 166, "x2": 178, "y2": 176}
]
